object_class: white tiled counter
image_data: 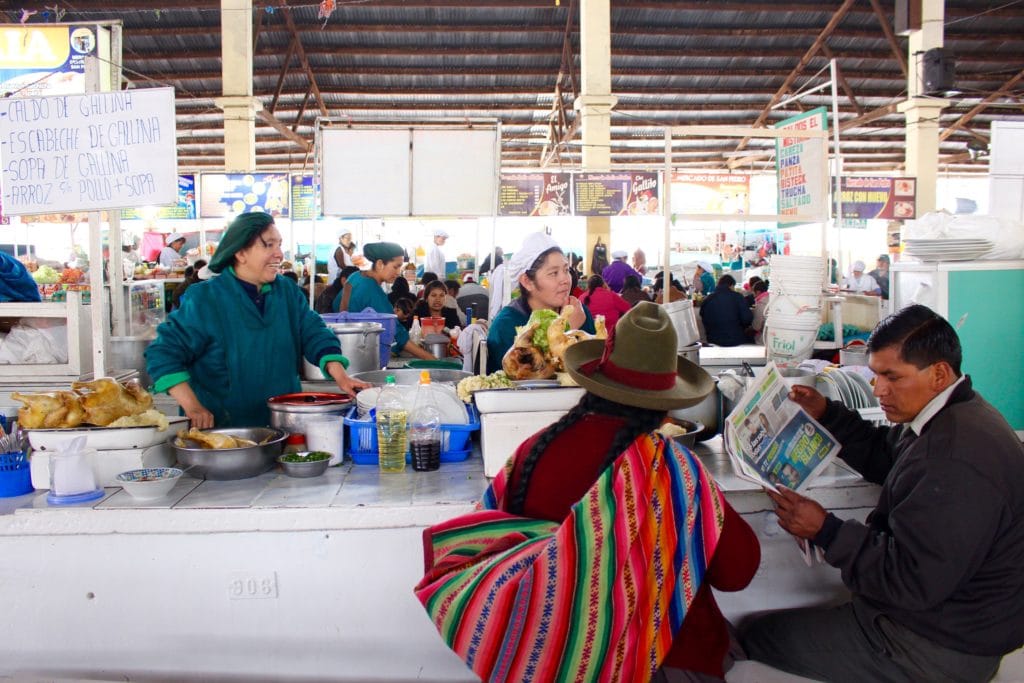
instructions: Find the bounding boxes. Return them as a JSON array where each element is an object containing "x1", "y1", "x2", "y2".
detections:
[{"x1": 0, "y1": 441, "x2": 882, "y2": 682}]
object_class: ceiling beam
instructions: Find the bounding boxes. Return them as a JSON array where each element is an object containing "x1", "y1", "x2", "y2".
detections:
[
  {"x1": 255, "y1": 110, "x2": 312, "y2": 152},
  {"x1": 867, "y1": 0, "x2": 908, "y2": 79},
  {"x1": 276, "y1": 0, "x2": 327, "y2": 117},
  {"x1": 819, "y1": 43, "x2": 864, "y2": 115},
  {"x1": 939, "y1": 67, "x2": 1024, "y2": 141},
  {"x1": 267, "y1": 38, "x2": 297, "y2": 113},
  {"x1": 735, "y1": 0, "x2": 859, "y2": 153}
]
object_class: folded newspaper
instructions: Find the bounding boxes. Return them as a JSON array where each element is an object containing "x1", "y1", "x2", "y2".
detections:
[{"x1": 723, "y1": 362, "x2": 841, "y2": 493}]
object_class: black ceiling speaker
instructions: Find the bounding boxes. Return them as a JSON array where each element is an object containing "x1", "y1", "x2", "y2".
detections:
[{"x1": 922, "y1": 47, "x2": 956, "y2": 95}]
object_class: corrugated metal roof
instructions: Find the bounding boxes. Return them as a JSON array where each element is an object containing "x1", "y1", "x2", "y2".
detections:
[{"x1": 26, "y1": 0, "x2": 1024, "y2": 172}]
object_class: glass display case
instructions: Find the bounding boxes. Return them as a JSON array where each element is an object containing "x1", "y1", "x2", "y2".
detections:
[{"x1": 122, "y1": 279, "x2": 166, "y2": 337}]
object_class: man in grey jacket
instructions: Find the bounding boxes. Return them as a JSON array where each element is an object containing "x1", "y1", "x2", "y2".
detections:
[{"x1": 742, "y1": 305, "x2": 1024, "y2": 682}]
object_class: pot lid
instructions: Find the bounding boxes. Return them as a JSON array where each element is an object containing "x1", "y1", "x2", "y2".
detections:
[{"x1": 267, "y1": 392, "x2": 353, "y2": 406}]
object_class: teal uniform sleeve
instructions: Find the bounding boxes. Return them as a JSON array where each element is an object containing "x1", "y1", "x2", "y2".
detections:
[
  {"x1": 145, "y1": 292, "x2": 214, "y2": 391},
  {"x1": 291, "y1": 284, "x2": 342, "y2": 367},
  {"x1": 393, "y1": 321, "x2": 410, "y2": 351},
  {"x1": 486, "y1": 307, "x2": 523, "y2": 374},
  {"x1": 580, "y1": 304, "x2": 596, "y2": 335}
]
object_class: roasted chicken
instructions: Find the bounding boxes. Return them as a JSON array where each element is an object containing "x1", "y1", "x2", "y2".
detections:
[
  {"x1": 502, "y1": 306, "x2": 609, "y2": 379},
  {"x1": 13, "y1": 378, "x2": 156, "y2": 429},
  {"x1": 502, "y1": 321, "x2": 556, "y2": 380},
  {"x1": 545, "y1": 306, "x2": 608, "y2": 371},
  {"x1": 71, "y1": 378, "x2": 154, "y2": 426},
  {"x1": 177, "y1": 428, "x2": 255, "y2": 450},
  {"x1": 10, "y1": 390, "x2": 86, "y2": 429}
]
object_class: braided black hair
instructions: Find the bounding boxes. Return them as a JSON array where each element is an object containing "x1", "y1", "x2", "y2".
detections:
[{"x1": 507, "y1": 392, "x2": 667, "y2": 515}]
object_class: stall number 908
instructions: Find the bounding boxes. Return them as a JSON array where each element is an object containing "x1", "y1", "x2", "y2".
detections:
[{"x1": 228, "y1": 572, "x2": 278, "y2": 599}]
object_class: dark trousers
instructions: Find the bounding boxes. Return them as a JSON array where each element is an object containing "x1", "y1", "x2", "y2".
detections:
[{"x1": 740, "y1": 600, "x2": 1001, "y2": 683}]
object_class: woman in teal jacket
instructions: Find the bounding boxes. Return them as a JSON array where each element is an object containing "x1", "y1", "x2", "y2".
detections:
[
  {"x1": 146, "y1": 212, "x2": 368, "y2": 428},
  {"x1": 333, "y1": 242, "x2": 435, "y2": 361},
  {"x1": 486, "y1": 232, "x2": 594, "y2": 374}
]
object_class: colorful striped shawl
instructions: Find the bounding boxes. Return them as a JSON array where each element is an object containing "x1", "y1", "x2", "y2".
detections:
[{"x1": 415, "y1": 433, "x2": 726, "y2": 683}]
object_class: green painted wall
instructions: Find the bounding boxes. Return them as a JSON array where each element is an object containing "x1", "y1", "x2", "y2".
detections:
[{"x1": 947, "y1": 268, "x2": 1024, "y2": 430}]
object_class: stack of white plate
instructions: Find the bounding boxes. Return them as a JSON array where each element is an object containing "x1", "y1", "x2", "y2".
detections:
[
  {"x1": 903, "y1": 238, "x2": 993, "y2": 262},
  {"x1": 815, "y1": 366, "x2": 878, "y2": 410},
  {"x1": 764, "y1": 255, "x2": 826, "y2": 366}
]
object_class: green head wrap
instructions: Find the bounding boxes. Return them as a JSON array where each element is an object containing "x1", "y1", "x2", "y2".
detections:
[
  {"x1": 208, "y1": 212, "x2": 276, "y2": 273},
  {"x1": 362, "y1": 242, "x2": 404, "y2": 265}
]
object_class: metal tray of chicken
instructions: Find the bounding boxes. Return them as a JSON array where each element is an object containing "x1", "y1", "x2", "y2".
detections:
[{"x1": 27, "y1": 416, "x2": 190, "y2": 451}]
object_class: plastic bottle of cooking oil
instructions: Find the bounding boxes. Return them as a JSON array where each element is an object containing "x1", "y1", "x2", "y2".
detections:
[
  {"x1": 375, "y1": 376, "x2": 408, "y2": 473},
  {"x1": 409, "y1": 371, "x2": 442, "y2": 472}
]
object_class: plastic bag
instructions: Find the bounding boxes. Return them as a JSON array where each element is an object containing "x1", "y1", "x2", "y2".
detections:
[
  {"x1": 904, "y1": 211, "x2": 1024, "y2": 260},
  {"x1": 0, "y1": 320, "x2": 69, "y2": 365}
]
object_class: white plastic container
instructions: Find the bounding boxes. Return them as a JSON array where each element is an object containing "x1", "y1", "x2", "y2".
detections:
[{"x1": 304, "y1": 415, "x2": 345, "y2": 466}]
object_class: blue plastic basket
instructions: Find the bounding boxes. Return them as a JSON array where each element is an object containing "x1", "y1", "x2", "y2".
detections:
[
  {"x1": 343, "y1": 404, "x2": 479, "y2": 465},
  {"x1": 322, "y1": 309, "x2": 399, "y2": 366},
  {"x1": 0, "y1": 452, "x2": 33, "y2": 498}
]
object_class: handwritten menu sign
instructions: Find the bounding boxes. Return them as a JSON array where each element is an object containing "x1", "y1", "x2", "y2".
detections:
[
  {"x1": 0, "y1": 87, "x2": 178, "y2": 216},
  {"x1": 290, "y1": 174, "x2": 318, "y2": 220},
  {"x1": 199, "y1": 173, "x2": 289, "y2": 219},
  {"x1": 121, "y1": 174, "x2": 196, "y2": 220},
  {"x1": 774, "y1": 107, "x2": 827, "y2": 226},
  {"x1": 838, "y1": 176, "x2": 916, "y2": 220},
  {"x1": 498, "y1": 172, "x2": 571, "y2": 216},
  {"x1": 573, "y1": 172, "x2": 660, "y2": 216}
]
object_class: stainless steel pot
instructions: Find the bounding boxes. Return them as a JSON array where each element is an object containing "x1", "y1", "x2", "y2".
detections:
[
  {"x1": 679, "y1": 342, "x2": 701, "y2": 365},
  {"x1": 170, "y1": 427, "x2": 287, "y2": 480},
  {"x1": 422, "y1": 333, "x2": 450, "y2": 359},
  {"x1": 267, "y1": 392, "x2": 353, "y2": 434},
  {"x1": 668, "y1": 379, "x2": 720, "y2": 440},
  {"x1": 303, "y1": 322, "x2": 383, "y2": 380}
]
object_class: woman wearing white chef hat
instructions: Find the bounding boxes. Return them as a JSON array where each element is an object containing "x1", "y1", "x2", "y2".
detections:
[
  {"x1": 159, "y1": 233, "x2": 187, "y2": 268},
  {"x1": 485, "y1": 231, "x2": 596, "y2": 373},
  {"x1": 841, "y1": 260, "x2": 882, "y2": 295}
]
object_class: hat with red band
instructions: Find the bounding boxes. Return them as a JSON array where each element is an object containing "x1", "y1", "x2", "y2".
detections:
[{"x1": 563, "y1": 301, "x2": 714, "y2": 410}]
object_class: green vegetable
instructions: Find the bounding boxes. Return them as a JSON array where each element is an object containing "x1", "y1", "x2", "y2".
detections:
[
  {"x1": 32, "y1": 265, "x2": 60, "y2": 285},
  {"x1": 280, "y1": 451, "x2": 330, "y2": 463},
  {"x1": 526, "y1": 309, "x2": 560, "y2": 354}
]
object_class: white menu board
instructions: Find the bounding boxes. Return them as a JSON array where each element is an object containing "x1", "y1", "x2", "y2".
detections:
[
  {"x1": 319, "y1": 125, "x2": 498, "y2": 217},
  {"x1": 0, "y1": 86, "x2": 178, "y2": 216}
]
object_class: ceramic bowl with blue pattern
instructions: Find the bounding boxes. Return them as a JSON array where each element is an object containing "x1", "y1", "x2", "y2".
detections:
[{"x1": 115, "y1": 467, "x2": 183, "y2": 500}]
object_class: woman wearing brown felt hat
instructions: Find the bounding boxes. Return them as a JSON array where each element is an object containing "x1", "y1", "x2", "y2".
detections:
[{"x1": 415, "y1": 302, "x2": 761, "y2": 681}]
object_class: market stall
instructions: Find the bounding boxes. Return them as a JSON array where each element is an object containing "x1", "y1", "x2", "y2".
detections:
[{"x1": 0, "y1": 437, "x2": 881, "y2": 682}]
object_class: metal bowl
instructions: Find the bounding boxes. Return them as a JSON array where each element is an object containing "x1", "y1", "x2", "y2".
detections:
[
  {"x1": 663, "y1": 418, "x2": 704, "y2": 449},
  {"x1": 170, "y1": 427, "x2": 288, "y2": 480},
  {"x1": 277, "y1": 453, "x2": 331, "y2": 478},
  {"x1": 351, "y1": 368, "x2": 471, "y2": 386}
]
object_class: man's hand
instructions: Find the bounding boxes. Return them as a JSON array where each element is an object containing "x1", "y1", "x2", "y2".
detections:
[
  {"x1": 766, "y1": 486, "x2": 827, "y2": 540},
  {"x1": 788, "y1": 385, "x2": 827, "y2": 420}
]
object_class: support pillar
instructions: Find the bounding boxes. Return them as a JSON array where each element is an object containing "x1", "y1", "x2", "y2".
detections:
[
  {"x1": 575, "y1": 0, "x2": 616, "y2": 275},
  {"x1": 219, "y1": 0, "x2": 257, "y2": 171},
  {"x1": 899, "y1": 0, "x2": 946, "y2": 213}
]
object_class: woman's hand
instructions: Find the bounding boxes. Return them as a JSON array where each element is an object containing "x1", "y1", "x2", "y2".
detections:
[
  {"x1": 325, "y1": 361, "x2": 372, "y2": 397},
  {"x1": 168, "y1": 383, "x2": 214, "y2": 429},
  {"x1": 788, "y1": 385, "x2": 827, "y2": 420},
  {"x1": 565, "y1": 295, "x2": 587, "y2": 329}
]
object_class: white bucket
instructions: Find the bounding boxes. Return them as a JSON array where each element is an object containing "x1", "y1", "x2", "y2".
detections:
[
  {"x1": 768, "y1": 293, "x2": 824, "y2": 318},
  {"x1": 662, "y1": 299, "x2": 700, "y2": 349},
  {"x1": 766, "y1": 311, "x2": 822, "y2": 330},
  {"x1": 764, "y1": 325, "x2": 816, "y2": 363},
  {"x1": 304, "y1": 416, "x2": 345, "y2": 466}
]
